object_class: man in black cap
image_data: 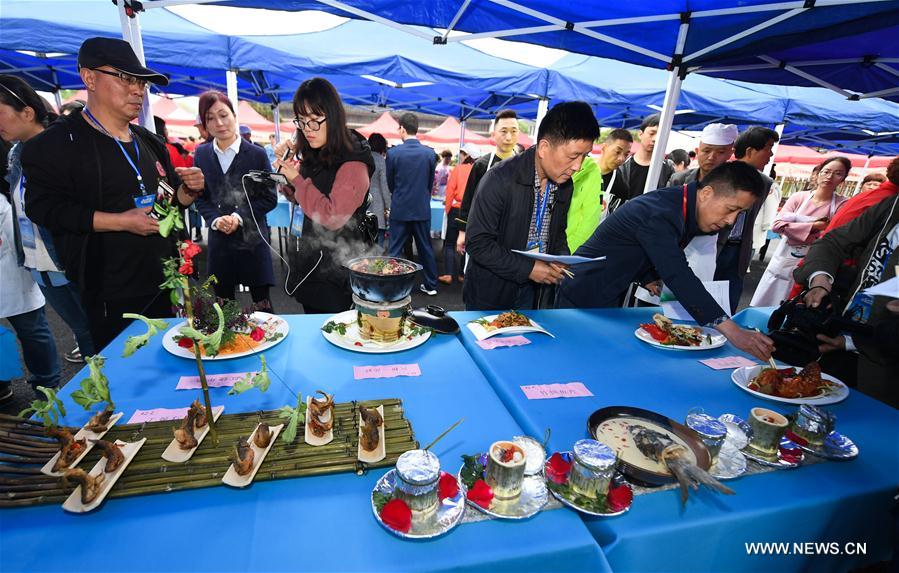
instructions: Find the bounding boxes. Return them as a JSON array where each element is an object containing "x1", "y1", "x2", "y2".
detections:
[{"x1": 23, "y1": 37, "x2": 205, "y2": 350}]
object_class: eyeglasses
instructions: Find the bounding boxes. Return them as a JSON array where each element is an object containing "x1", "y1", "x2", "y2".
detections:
[
  {"x1": 819, "y1": 169, "x2": 847, "y2": 178},
  {"x1": 293, "y1": 116, "x2": 326, "y2": 132},
  {"x1": 0, "y1": 82, "x2": 27, "y2": 106},
  {"x1": 91, "y1": 68, "x2": 148, "y2": 89}
]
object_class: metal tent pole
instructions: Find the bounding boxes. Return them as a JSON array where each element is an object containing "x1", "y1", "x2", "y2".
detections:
[
  {"x1": 117, "y1": 1, "x2": 154, "y2": 132},
  {"x1": 272, "y1": 104, "x2": 281, "y2": 142},
  {"x1": 644, "y1": 68, "x2": 682, "y2": 193},
  {"x1": 535, "y1": 97, "x2": 549, "y2": 137},
  {"x1": 226, "y1": 70, "x2": 239, "y2": 123},
  {"x1": 459, "y1": 118, "x2": 467, "y2": 148},
  {"x1": 766, "y1": 123, "x2": 785, "y2": 176}
]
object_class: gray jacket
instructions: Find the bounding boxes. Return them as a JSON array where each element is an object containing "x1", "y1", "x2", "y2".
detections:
[{"x1": 369, "y1": 153, "x2": 390, "y2": 228}]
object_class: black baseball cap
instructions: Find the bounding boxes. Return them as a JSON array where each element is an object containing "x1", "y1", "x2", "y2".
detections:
[{"x1": 77, "y1": 37, "x2": 169, "y2": 86}]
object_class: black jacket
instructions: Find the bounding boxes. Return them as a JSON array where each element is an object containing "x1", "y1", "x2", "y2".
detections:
[
  {"x1": 458, "y1": 151, "x2": 509, "y2": 230},
  {"x1": 21, "y1": 111, "x2": 180, "y2": 296},
  {"x1": 558, "y1": 182, "x2": 728, "y2": 326},
  {"x1": 463, "y1": 147, "x2": 572, "y2": 310}
]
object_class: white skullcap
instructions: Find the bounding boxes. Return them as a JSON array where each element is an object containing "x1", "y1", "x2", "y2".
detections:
[
  {"x1": 700, "y1": 123, "x2": 738, "y2": 146},
  {"x1": 461, "y1": 142, "x2": 483, "y2": 160}
]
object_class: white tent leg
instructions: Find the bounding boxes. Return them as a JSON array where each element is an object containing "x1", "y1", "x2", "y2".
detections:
[
  {"x1": 53, "y1": 90, "x2": 63, "y2": 112},
  {"x1": 459, "y1": 118, "x2": 467, "y2": 148},
  {"x1": 644, "y1": 68, "x2": 682, "y2": 193},
  {"x1": 226, "y1": 70, "x2": 239, "y2": 123},
  {"x1": 535, "y1": 98, "x2": 549, "y2": 138},
  {"x1": 117, "y1": 2, "x2": 154, "y2": 132},
  {"x1": 766, "y1": 123, "x2": 785, "y2": 176},
  {"x1": 852, "y1": 155, "x2": 872, "y2": 196},
  {"x1": 273, "y1": 104, "x2": 281, "y2": 142}
]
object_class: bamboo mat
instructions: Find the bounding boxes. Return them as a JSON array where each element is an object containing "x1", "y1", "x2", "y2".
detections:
[{"x1": 0, "y1": 398, "x2": 417, "y2": 508}]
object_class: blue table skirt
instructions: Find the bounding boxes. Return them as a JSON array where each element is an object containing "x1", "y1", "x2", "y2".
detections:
[
  {"x1": 0, "y1": 314, "x2": 607, "y2": 573},
  {"x1": 0, "y1": 325, "x2": 24, "y2": 380},
  {"x1": 452, "y1": 308, "x2": 899, "y2": 572},
  {"x1": 430, "y1": 199, "x2": 444, "y2": 236}
]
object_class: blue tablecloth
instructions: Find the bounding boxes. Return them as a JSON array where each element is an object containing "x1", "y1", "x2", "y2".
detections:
[
  {"x1": 0, "y1": 315, "x2": 607, "y2": 573},
  {"x1": 430, "y1": 199, "x2": 444, "y2": 236},
  {"x1": 453, "y1": 308, "x2": 899, "y2": 572}
]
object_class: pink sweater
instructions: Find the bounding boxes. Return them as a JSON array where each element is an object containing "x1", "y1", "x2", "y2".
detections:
[{"x1": 772, "y1": 190, "x2": 848, "y2": 246}]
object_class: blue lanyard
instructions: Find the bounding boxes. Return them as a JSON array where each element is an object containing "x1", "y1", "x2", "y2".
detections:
[
  {"x1": 84, "y1": 107, "x2": 146, "y2": 195},
  {"x1": 533, "y1": 182, "x2": 551, "y2": 248}
]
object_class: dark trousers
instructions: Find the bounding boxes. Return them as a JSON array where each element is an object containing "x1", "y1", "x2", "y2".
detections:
[
  {"x1": 39, "y1": 281, "x2": 96, "y2": 357},
  {"x1": 213, "y1": 283, "x2": 274, "y2": 313},
  {"x1": 442, "y1": 208, "x2": 461, "y2": 278},
  {"x1": 388, "y1": 219, "x2": 437, "y2": 289},
  {"x1": 4, "y1": 306, "x2": 59, "y2": 388},
  {"x1": 714, "y1": 242, "x2": 744, "y2": 314},
  {"x1": 84, "y1": 293, "x2": 174, "y2": 352}
]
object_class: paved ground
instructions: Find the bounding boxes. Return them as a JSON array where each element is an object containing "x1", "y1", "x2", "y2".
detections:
[{"x1": 1, "y1": 233, "x2": 769, "y2": 415}]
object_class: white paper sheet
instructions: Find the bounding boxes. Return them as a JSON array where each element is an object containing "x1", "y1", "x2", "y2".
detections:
[
  {"x1": 861, "y1": 276, "x2": 899, "y2": 299},
  {"x1": 660, "y1": 280, "x2": 732, "y2": 321},
  {"x1": 511, "y1": 250, "x2": 606, "y2": 265}
]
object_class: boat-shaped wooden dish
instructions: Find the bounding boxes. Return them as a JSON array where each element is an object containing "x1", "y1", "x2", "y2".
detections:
[
  {"x1": 161, "y1": 405, "x2": 225, "y2": 463},
  {"x1": 41, "y1": 412, "x2": 124, "y2": 477},
  {"x1": 357, "y1": 405, "x2": 386, "y2": 464},
  {"x1": 62, "y1": 438, "x2": 147, "y2": 513},
  {"x1": 222, "y1": 423, "x2": 284, "y2": 488}
]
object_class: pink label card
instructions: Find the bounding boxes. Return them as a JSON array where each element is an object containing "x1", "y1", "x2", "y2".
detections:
[
  {"x1": 520, "y1": 382, "x2": 593, "y2": 400},
  {"x1": 176, "y1": 372, "x2": 254, "y2": 390},
  {"x1": 127, "y1": 407, "x2": 191, "y2": 424},
  {"x1": 699, "y1": 356, "x2": 758, "y2": 370},
  {"x1": 476, "y1": 335, "x2": 531, "y2": 350},
  {"x1": 353, "y1": 363, "x2": 422, "y2": 380}
]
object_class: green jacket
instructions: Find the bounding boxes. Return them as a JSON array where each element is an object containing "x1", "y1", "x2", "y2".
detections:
[{"x1": 566, "y1": 156, "x2": 604, "y2": 252}]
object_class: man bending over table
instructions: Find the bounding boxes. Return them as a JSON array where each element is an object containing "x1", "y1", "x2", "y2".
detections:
[{"x1": 558, "y1": 161, "x2": 775, "y2": 361}]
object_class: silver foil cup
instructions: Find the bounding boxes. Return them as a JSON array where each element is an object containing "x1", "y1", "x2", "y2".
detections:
[
  {"x1": 570, "y1": 439, "x2": 617, "y2": 499},
  {"x1": 685, "y1": 412, "x2": 728, "y2": 462},
  {"x1": 394, "y1": 449, "x2": 440, "y2": 514},
  {"x1": 791, "y1": 404, "x2": 836, "y2": 445},
  {"x1": 485, "y1": 441, "x2": 527, "y2": 500}
]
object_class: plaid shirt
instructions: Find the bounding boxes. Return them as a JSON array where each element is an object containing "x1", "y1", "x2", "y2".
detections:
[{"x1": 527, "y1": 169, "x2": 557, "y2": 253}]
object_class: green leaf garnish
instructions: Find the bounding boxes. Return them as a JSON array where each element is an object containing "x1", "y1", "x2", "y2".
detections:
[
  {"x1": 277, "y1": 394, "x2": 307, "y2": 444},
  {"x1": 228, "y1": 355, "x2": 271, "y2": 396},
  {"x1": 121, "y1": 313, "x2": 169, "y2": 357}
]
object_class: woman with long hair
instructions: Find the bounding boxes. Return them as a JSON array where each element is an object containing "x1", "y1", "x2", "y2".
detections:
[
  {"x1": 439, "y1": 144, "x2": 478, "y2": 284},
  {"x1": 193, "y1": 90, "x2": 277, "y2": 310},
  {"x1": 751, "y1": 156, "x2": 851, "y2": 306},
  {"x1": 367, "y1": 132, "x2": 390, "y2": 248},
  {"x1": 0, "y1": 75, "x2": 72, "y2": 398},
  {"x1": 274, "y1": 78, "x2": 374, "y2": 314}
]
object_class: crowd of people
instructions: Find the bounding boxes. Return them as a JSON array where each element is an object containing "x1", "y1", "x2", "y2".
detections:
[{"x1": 1, "y1": 37, "x2": 896, "y2": 408}]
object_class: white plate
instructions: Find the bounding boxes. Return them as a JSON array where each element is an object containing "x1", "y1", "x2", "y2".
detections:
[
  {"x1": 41, "y1": 412, "x2": 124, "y2": 476},
  {"x1": 466, "y1": 314, "x2": 554, "y2": 341},
  {"x1": 321, "y1": 310, "x2": 431, "y2": 354},
  {"x1": 161, "y1": 405, "x2": 225, "y2": 462},
  {"x1": 62, "y1": 438, "x2": 146, "y2": 513},
  {"x1": 222, "y1": 423, "x2": 284, "y2": 488},
  {"x1": 633, "y1": 325, "x2": 725, "y2": 351},
  {"x1": 731, "y1": 365, "x2": 849, "y2": 405},
  {"x1": 162, "y1": 312, "x2": 289, "y2": 360},
  {"x1": 357, "y1": 405, "x2": 386, "y2": 464}
]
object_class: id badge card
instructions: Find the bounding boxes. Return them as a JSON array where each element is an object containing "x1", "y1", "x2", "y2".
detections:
[
  {"x1": 845, "y1": 293, "x2": 874, "y2": 324},
  {"x1": 525, "y1": 242, "x2": 543, "y2": 254},
  {"x1": 17, "y1": 215, "x2": 37, "y2": 249},
  {"x1": 133, "y1": 193, "x2": 155, "y2": 209}
]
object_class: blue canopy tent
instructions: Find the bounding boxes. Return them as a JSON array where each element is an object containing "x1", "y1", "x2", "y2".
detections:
[{"x1": 147, "y1": 1, "x2": 897, "y2": 188}]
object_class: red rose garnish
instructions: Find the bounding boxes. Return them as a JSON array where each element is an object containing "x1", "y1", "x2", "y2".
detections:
[
  {"x1": 179, "y1": 240, "x2": 201, "y2": 261},
  {"x1": 545, "y1": 452, "x2": 572, "y2": 484},
  {"x1": 467, "y1": 479, "x2": 494, "y2": 509},
  {"x1": 380, "y1": 499, "x2": 412, "y2": 533},
  {"x1": 607, "y1": 484, "x2": 633, "y2": 512},
  {"x1": 178, "y1": 261, "x2": 194, "y2": 276},
  {"x1": 779, "y1": 443, "x2": 803, "y2": 464},
  {"x1": 177, "y1": 337, "x2": 194, "y2": 349},
  {"x1": 438, "y1": 471, "x2": 459, "y2": 500},
  {"x1": 249, "y1": 327, "x2": 265, "y2": 342}
]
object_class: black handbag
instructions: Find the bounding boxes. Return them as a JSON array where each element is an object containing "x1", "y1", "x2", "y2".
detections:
[{"x1": 766, "y1": 290, "x2": 841, "y2": 366}]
